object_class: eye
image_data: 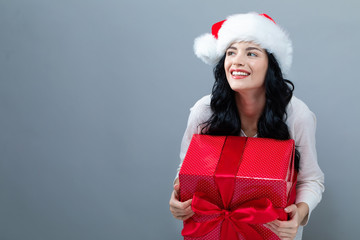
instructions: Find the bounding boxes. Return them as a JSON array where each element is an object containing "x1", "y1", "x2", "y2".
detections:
[
  {"x1": 247, "y1": 52, "x2": 257, "y2": 57},
  {"x1": 226, "y1": 51, "x2": 235, "y2": 56}
]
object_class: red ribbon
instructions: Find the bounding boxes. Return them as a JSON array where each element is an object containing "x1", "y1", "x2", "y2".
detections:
[
  {"x1": 182, "y1": 192, "x2": 286, "y2": 239},
  {"x1": 181, "y1": 136, "x2": 287, "y2": 239}
]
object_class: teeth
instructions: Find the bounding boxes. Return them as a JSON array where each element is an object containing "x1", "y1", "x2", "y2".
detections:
[{"x1": 232, "y1": 71, "x2": 249, "y2": 76}]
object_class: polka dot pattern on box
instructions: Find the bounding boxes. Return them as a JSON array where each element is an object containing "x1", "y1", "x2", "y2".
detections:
[{"x1": 179, "y1": 135, "x2": 296, "y2": 240}]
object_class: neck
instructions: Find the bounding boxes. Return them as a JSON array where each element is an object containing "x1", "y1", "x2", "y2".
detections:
[{"x1": 235, "y1": 90, "x2": 266, "y2": 136}]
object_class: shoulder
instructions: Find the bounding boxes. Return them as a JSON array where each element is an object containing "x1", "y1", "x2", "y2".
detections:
[
  {"x1": 186, "y1": 94, "x2": 212, "y2": 129},
  {"x1": 286, "y1": 96, "x2": 317, "y2": 138},
  {"x1": 287, "y1": 96, "x2": 312, "y2": 115},
  {"x1": 190, "y1": 94, "x2": 211, "y2": 110},
  {"x1": 287, "y1": 96, "x2": 316, "y2": 122}
]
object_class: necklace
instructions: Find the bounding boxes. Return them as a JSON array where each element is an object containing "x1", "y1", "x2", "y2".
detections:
[{"x1": 240, "y1": 129, "x2": 258, "y2": 138}]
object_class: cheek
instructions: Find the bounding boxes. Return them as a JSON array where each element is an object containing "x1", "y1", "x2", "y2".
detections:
[
  {"x1": 261, "y1": 59, "x2": 269, "y2": 74},
  {"x1": 252, "y1": 61, "x2": 268, "y2": 76},
  {"x1": 258, "y1": 65, "x2": 268, "y2": 76},
  {"x1": 224, "y1": 62, "x2": 232, "y2": 78},
  {"x1": 262, "y1": 65, "x2": 268, "y2": 78},
  {"x1": 224, "y1": 58, "x2": 231, "y2": 70}
]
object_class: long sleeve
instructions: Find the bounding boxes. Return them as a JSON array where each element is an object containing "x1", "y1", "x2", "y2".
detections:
[
  {"x1": 287, "y1": 97, "x2": 325, "y2": 225},
  {"x1": 174, "y1": 95, "x2": 212, "y2": 181}
]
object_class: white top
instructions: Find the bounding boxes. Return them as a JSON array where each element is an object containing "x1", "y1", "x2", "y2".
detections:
[{"x1": 175, "y1": 95, "x2": 325, "y2": 239}]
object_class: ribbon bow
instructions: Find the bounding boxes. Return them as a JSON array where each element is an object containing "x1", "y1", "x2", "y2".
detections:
[
  {"x1": 181, "y1": 136, "x2": 292, "y2": 239},
  {"x1": 182, "y1": 192, "x2": 286, "y2": 240}
]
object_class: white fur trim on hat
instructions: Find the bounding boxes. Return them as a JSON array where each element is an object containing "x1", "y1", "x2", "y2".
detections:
[
  {"x1": 194, "y1": 33, "x2": 219, "y2": 65},
  {"x1": 193, "y1": 12, "x2": 293, "y2": 74}
]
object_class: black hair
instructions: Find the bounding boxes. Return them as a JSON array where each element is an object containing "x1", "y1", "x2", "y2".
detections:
[{"x1": 202, "y1": 51, "x2": 300, "y2": 171}]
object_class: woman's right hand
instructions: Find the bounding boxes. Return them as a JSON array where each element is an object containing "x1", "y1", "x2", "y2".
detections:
[{"x1": 169, "y1": 180, "x2": 194, "y2": 221}]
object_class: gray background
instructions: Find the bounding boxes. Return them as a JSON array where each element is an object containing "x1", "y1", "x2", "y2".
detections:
[{"x1": 1, "y1": 0, "x2": 359, "y2": 239}]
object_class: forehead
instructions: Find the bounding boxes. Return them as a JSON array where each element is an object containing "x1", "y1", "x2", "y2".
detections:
[{"x1": 228, "y1": 41, "x2": 264, "y2": 50}]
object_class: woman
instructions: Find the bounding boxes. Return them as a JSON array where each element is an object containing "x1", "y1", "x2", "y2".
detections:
[{"x1": 169, "y1": 12, "x2": 324, "y2": 240}]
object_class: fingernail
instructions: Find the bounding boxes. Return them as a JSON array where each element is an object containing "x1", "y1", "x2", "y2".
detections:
[{"x1": 285, "y1": 208, "x2": 289, "y2": 212}]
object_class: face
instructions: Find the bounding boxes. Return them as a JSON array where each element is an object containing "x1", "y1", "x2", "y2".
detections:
[{"x1": 224, "y1": 41, "x2": 268, "y2": 94}]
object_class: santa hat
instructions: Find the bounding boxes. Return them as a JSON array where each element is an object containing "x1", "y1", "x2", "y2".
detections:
[{"x1": 194, "y1": 12, "x2": 293, "y2": 74}]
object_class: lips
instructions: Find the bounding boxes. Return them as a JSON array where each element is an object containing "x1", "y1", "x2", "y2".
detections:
[{"x1": 230, "y1": 69, "x2": 250, "y2": 78}]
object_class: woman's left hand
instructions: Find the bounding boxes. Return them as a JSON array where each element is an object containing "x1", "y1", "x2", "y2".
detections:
[{"x1": 264, "y1": 203, "x2": 309, "y2": 240}]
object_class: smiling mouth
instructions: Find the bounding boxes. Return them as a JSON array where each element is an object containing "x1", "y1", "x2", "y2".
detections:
[
  {"x1": 232, "y1": 71, "x2": 249, "y2": 76},
  {"x1": 231, "y1": 70, "x2": 250, "y2": 77}
]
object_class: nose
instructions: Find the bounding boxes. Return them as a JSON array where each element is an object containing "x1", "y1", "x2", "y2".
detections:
[{"x1": 233, "y1": 53, "x2": 245, "y2": 66}]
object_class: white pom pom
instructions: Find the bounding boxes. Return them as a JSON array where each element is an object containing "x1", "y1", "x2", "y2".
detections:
[{"x1": 193, "y1": 33, "x2": 219, "y2": 65}]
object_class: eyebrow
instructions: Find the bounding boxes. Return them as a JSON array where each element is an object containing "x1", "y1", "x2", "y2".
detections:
[
  {"x1": 227, "y1": 46, "x2": 237, "y2": 50},
  {"x1": 246, "y1": 47, "x2": 263, "y2": 52},
  {"x1": 226, "y1": 46, "x2": 264, "y2": 52}
]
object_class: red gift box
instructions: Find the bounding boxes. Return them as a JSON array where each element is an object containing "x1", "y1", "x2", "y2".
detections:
[{"x1": 179, "y1": 134, "x2": 297, "y2": 240}]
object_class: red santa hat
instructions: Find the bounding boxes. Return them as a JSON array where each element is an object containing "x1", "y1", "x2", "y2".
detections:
[{"x1": 194, "y1": 12, "x2": 293, "y2": 74}]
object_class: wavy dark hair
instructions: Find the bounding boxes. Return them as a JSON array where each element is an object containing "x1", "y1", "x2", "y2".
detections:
[{"x1": 202, "y1": 52, "x2": 300, "y2": 171}]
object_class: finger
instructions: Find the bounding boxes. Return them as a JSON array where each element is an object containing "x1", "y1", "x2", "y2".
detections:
[
  {"x1": 265, "y1": 222, "x2": 279, "y2": 233},
  {"x1": 169, "y1": 190, "x2": 179, "y2": 206},
  {"x1": 169, "y1": 186, "x2": 191, "y2": 208},
  {"x1": 264, "y1": 223, "x2": 279, "y2": 235},
  {"x1": 169, "y1": 192, "x2": 181, "y2": 209},
  {"x1": 175, "y1": 212, "x2": 195, "y2": 221},
  {"x1": 177, "y1": 209, "x2": 195, "y2": 220},
  {"x1": 170, "y1": 198, "x2": 192, "y2": 210},
  {"x1": 173, "y1": 184, "x2": 180, "y2": 198},
  {"x1": 181, "y1": 198, "x2": 192, "y2": 208},
  {"x1": 171, "y1": 207, "x2": 195, "y2": 220},
  {"x1": 266, "y1": 222, "x2": 277, "y2": 229},
  {"x1": 174, "y1": 200, "x2": 193, "y2": 213},
  {"x1": 269, "y1": 220, "x2": 283, "y2": 228},
  {"x1": 266, "y1": 221, "x2": 298, "y2": 234},
  {"x1": 180, "y1": 211, "x2": 195, "y2": 221},
  {"x1": 182, "y1": 204, "x2": 194, "y2": 215},
  {"x1": 170, "y1": 204, "x2": 194, "y2": 216},
  {"x1": 278, "y1": 231, "x2": 294, "y2": 238},
  {"x1": 285, "y1": 204, "x2": 298, "y2": 218},
  {"x1": 271, "y1": 219, "x2": 297, "y2": 229},
  {"x1": 276, "y1": 219, "x2": 299, "y2": 231},
  {"x1": 264, "y1": 224, "x2": 295, "y2": 240}
]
